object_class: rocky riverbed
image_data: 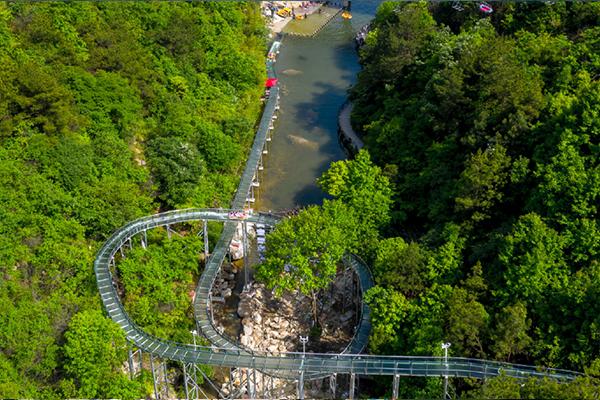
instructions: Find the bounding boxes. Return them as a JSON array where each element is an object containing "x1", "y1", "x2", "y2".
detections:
[{"x1": 213, "y1": 265, "x2": 360, "y2": 398}]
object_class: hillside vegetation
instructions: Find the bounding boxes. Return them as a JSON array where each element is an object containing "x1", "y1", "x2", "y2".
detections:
[
  {"x1": 0, "y1": 2, "x2": 266, "y2": 398},
  {"x1": 348, "y1": 1, "x2": 600, "y2": 397}
]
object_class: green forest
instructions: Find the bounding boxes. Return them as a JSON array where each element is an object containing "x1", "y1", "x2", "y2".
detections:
[
  {"x1": 256, "y1": 1, "x2": 600, "y2": 398},
  {"x1": 1, "y1": 0, "x2": 599, "y2": 398},
  {"x1": 350, "y1": 1, "x2": 600, "y2": 397},
  {"x1": 0, "y1": 2, "x2": 266, "y2": 397}
]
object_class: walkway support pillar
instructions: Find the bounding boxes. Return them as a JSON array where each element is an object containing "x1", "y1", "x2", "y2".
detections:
[
  {"x1": 150, "y1": 354, "x2": 159, "y2": 400},
  {"x1": 349, "y1": 373, "x2": 356, "y2": 400},
  {"x1": 203, "y1": 220, "x2": 209, "y2": 258},
  {"x1": 127, "y1": 347, "x2": 135, "y2": 380},
  {"x1": 242, "y1": 221, "x2": 249, "y2": 288},
  {"x1": 392, "y1": 374, "x2": 400, "y2": 400},
  {"x1": 329, "y1": 373, "x2": 337, "y2": 399},
  {"x1": 298, "y1": 370, "x2": 305, "y2": 400}
]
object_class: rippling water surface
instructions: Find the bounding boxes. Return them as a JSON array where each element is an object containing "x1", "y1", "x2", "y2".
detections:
[{"x1": 259, "y1": 0, "x2": 381, "y2": 210}]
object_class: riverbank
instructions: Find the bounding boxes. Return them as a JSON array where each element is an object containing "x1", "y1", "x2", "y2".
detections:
[{"x1": 338, "y1": 101, "x2": 364, "y2": 155}]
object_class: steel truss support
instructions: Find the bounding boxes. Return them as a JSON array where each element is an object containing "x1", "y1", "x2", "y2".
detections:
[
  {"x1": 182, "y1": 362, "x2": 226, "y2": 400},
  {"x1": 150, "y1": 354, "x2": 169, "y2": 400},
  {"x1": 392, "y1": 374, "x2": 400, "y2": 400},
  {"x1": 127, "y1": 345, "x2": 143, "y2": 379},
  {"x1": 297, "y1": 370, "x2": 305, "y2": 400},
  {"x1": 141, "y1": 229, "x2": 147, "y2": 249},
  {"x1": 242, "y1": 221, "x2": 249, "y2": 289},
  {"x1": 246, "y1": 367, "x2": 257, "y2": 399},
  {"x1": 166, "y1": 224, "x2": 172, "y2": 239}
]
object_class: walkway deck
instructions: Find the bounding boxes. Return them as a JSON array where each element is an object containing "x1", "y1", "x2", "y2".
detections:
[{"x1": 94, "y1": 41, "x2": 582, "y2": 384}]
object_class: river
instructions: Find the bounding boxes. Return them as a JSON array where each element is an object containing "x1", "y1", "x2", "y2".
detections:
[
  {"x1": 259, "y1": 0, "x2": 380, "y2": 210},
  {"x1": 216, "y1": 0, "x2": 380, "y2": 344}
]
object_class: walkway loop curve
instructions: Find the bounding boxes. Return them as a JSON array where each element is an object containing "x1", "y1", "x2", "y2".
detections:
[
  {"x1": 94, "y1": 41, "x2": 582, "y2": 383},
  {"x1": 94, "y1": 208, "x2": 580, "y2": 380}
]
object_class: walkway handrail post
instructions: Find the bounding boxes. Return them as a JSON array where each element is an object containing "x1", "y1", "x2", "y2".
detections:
[{"x1": 442, "y1": 343, "x2": 451, "y2": 399}]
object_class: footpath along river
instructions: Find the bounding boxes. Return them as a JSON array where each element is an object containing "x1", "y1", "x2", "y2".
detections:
[{"x1": 259, "y1": 0, "x2": 380, "y2": 210}]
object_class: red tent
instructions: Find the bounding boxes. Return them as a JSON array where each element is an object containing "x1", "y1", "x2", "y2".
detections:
[{"x1": 265, "y1": 78, "x2": 278, "y2": 88}]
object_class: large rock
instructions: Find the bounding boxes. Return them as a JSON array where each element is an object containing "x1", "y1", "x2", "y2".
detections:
[
  {"x1": 243, "y1": 324, "x2": 253, "y2": 337},
  {"x1": 221, "y1": 288, "x2": 232, "y2": 298},
  {"x1": 237, "y1": 299, "x2": 253, "y2": 318},
  {"x1": 340, "y1": 310, "x2": 354, "y2": 323},
  {"x1": 229, "y1": 239, "x2": 244, "y2": 260}
]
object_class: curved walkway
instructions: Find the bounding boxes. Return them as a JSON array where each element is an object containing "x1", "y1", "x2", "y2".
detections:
[
  {"x1": 94, "y1": 43, "x2": 582, "y2": 383},
  {"x1": 94, "y1": 208, "x2": 580, "y2": 380}
]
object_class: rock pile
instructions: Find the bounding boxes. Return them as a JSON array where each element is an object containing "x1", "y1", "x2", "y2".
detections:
[
  {"x1": 211, "y1": 263, "x2": 238, "y2": 300},
  {"x1": 237, "y1": 282, "x2": 307, "y2": 353},
  {"x1": 216, "y1": 267, "x2": 359, "y2": 397}
]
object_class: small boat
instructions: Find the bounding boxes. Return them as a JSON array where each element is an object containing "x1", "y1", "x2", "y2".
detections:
[
  {"x1": 479, "y1": 2, "x2": 493, "y2": 13},
  {"x1": 341, "y1": 11, "x2": 352, "y2": 19}
]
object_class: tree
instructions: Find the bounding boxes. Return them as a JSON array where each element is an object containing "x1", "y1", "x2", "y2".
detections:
[
  {"x1": 446, "y1": 287, "x2": 489, "y2": 357},
  {"x1": 372, "y1": 237, "x2": 431, "y2": 298},
  {"x1": 255, "y1": 200, "x2": 359, "y2": 324},
  {"x1": 318, "y1": 149, "x2": 393, "y2": 234},
  {"x1": 363, "y1": 286, "x2": 412, "y2": 354},
  {"x1": 455, "y1": 144, "x2": 512, "y2": 224},
  {"x1": 499, "y1": 213, "x2": 568, "y2": 305},
  {"x1": 63, "y1": 310, "x2": 142, "y2": 399},
  {"x1": 147, "y1": 136, "x2": 205, "y2": 207},
  {"x1": 490, "y1": 302, "x2": 532, "y2": 362}
]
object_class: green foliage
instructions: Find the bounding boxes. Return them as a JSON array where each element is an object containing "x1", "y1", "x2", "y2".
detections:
[
  {"x1": 63, "y1": 310, "x2": 141, "y2": 399},
  {"x1": 256, "y1": 200, "x2": 359, "y2": 322},
  {"x1": 319, "y1": 150, "x2": 393, "y2": 230},
  {"x1": 119, "y1": 233, "x2": 203, "y2": 341},
  {"x1": 499, "y1": 213, "x2": 568, "y2": 305},
  {"x1": 0, "y1": 2, "x2": 266, "y2": 396},
  {"x1": 373, "y1": 237, "x2": 431, "y2": 298},
  {"x1": 350, "y1": 1, "x2": 600, "y2": 397},
  {"x1": 364, "y1": 286, "x2": 412, "y2": 354},
  {"x1": 465, "y1": 370, "x2": 600, "y2": 399},
  {"x1": 490, "y1": 301, "x2": 532, "y2": 362}
]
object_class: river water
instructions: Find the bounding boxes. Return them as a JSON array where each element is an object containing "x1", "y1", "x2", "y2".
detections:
[
  {"x1": 259, "y1": 0, "x2": 380, "y2": 210},
  {"x1": 217, "y1": 0, "x2": 380, "y2": 339}
]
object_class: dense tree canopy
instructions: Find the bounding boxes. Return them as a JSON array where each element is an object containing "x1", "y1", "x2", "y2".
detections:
[
  {"x1": 346, "y1": 1, "x2": 599, "y2": 397},
  {"x1": 0, "y1": 2, "x2": 267, "y2": 397}
]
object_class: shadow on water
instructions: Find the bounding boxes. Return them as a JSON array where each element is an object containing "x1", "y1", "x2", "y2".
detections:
[{"x1": 259, "y1": 1, "x2": 382, "y2": 211}]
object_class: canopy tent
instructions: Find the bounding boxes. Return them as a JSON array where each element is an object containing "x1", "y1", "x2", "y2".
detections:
[{"x1": 265, "y1": 78, "x2": 278, "y2": 88}]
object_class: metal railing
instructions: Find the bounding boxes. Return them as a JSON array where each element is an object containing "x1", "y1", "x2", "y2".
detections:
[{"x1": 94, "y1": 47, "x2": 583, "y2": 382}]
